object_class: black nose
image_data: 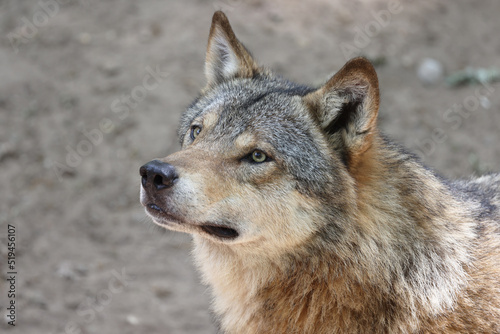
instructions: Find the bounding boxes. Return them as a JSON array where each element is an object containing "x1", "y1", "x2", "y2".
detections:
[{"x1": 140, "y1": 160, "x2": 178, "y2": 191}]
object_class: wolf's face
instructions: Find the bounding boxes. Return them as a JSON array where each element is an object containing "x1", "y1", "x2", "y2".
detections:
[
  {"x1": 141, "y1": 81, "x2": 342, "y2": 253},
  {"x1": 140, "y1": 12, "x2": 379, "y2": 256}
]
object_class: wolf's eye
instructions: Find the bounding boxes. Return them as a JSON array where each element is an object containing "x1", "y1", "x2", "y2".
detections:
[
  {"x1": 241, "y1": 150, "x2": 272, "y2": 164},
  {"x1": 251, "y1": 150, "x2": 267, "y2": 163},
  {"x1": 190, "y1": 126, "x2": 202, "y2": 140}
]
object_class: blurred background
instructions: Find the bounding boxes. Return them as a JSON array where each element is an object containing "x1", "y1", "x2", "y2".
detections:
[{"x1": 1, "y1": 0, "x2": 499, "y2": 333}]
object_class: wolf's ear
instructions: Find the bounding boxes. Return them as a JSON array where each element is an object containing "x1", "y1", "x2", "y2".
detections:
[
  {"x1": 303, "y1": 57, "x2": 380, "y2": 167},
  {"x1": 204, "y1": 11, "x2": 259, "y2": 87}
]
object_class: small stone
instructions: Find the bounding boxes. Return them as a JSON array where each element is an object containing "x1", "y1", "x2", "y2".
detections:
[
  {"x1": 99, "y1": 61, "x2": 121, "y2": 77},
  {"x1": 417, "y1": 58, "x2": 443, "y2": 85},
  {"x1": 152, "y1": 284, "x2": 172, "y2": 299},
  {"x1": 126, "y1": 314, "x2": 140, "y2": 325},
  {"x1": 56, "y1": 261, "x2": 88, "y2": 280}
]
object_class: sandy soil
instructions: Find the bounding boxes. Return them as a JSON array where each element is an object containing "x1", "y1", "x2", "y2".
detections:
[{"x1": 0, "y1": 0, "x2": 499, "y2": 333}]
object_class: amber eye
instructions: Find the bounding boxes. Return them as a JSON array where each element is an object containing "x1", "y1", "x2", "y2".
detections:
[
  {"x1": 251, "y1": 150, "x2": 267, "y2": 163},
  {"x1": 190, "y1": 126, "x2": 201, "y2": 140}
]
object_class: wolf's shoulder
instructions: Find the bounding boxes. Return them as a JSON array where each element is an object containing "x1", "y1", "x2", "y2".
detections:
[
  {"x1": 448, "y1": 173, "x2": 500, "y2": 221},
  {"x1": 451, "y1": 173, "x2": 500, "y2": 197}
]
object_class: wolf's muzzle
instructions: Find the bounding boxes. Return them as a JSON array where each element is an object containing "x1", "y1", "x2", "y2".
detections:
[{"x1": 140, "y1": 160, "x2": 178, "y2": 191}]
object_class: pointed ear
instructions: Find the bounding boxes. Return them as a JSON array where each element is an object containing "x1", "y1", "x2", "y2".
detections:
[
  {"x1": 205, "y1": 11, "x2": 259, "y2": 87},
  {"x1": 303, "y1": 57, "x2": 380, "y2": 167}
]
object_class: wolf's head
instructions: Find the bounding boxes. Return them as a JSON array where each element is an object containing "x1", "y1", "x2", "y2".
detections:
[{"x1": 140, "y1": 11, "x2": 379, "y2": 257}]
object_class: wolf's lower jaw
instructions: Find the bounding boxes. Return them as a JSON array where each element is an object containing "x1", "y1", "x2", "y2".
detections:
[
  {"x1": 145, "y1": 203, "x2": 184, "y2": 226},
  {"x1": 145, "y1": 204, "x2": 239, "y2": 240}
]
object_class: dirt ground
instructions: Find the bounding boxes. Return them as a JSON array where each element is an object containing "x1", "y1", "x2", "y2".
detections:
[{"x1": 0, "y1": 0, "x2": 499, "y2": 333}]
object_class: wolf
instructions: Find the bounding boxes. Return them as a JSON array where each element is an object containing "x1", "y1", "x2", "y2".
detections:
[{"x1": 140, "y1": 11, "x2": 500, "y2": 333}]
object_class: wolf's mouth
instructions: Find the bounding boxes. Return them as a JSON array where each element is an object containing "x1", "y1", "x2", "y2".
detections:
[
  {"x1": 200, "y1": 224, "x2": 239, "y2": 240},
  {"x1": 146, "y1": 203, "x2": 239, "y2": 240}
]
